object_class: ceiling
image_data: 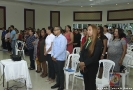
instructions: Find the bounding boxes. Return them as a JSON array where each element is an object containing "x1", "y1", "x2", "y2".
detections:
[{"x1": 4, "y1": 0, "x2": 133, "y2": 6}]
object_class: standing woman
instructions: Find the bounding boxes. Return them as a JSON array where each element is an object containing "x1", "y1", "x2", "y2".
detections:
[
  {"x1": 37, "y1": 29, "x2": 48, "y2": 78},
  {"x1": 98, "y1": 26, "x2": 108, "y2": 59},
  {"x1": 45, "y1": 26, "x2": 55, "y2": 82},
  {"x1": 79, "y1": 25, "x2": 103, "y2": 90},
  {"x1": 25, "y1": 29, "x2": 36, "y2": 70},
  {"x1": 97, "y1": 26, "x2": 108, "y2": 78},
  {"x1": 64, "y1": 25, "x2": 74, "y2": 54},
  {"x1": 108, "y1": 28, "x2": 126, "y2": 72}
]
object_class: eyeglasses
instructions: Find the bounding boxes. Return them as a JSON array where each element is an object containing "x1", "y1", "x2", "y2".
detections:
[{"x1": 53, "y1": 29, "x2": 59, "y2": 31}]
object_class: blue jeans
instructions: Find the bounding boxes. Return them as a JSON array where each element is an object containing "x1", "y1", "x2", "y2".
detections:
[{"x1": 11, "y1": 40, "x2": 16, "y2": 55}]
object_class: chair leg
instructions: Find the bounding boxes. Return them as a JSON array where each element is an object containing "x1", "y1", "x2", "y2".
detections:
[
  {"x1": 82, "y1": 81, "x2": 84, "y2": 90},
  {"x1": 71, "y1": 76, "x2": 75, "y2": 90},
  {"x1": 65, "y1": 74, "x2": 69, "y2": 89},
  {"x1": 108, "y1": 85, "x2": 110, "y2": 90},
  {"x1": 126, "y1": 74, "x2": 129, "y2": 86},
  {"x1": 16, "y1": 50, "x2": 18, "y2": 55},
  {"x1": 22, "y1": 51, "x2": 25, "y2": 59},
  {"x1": 121, "y1": 75, "x2": 125, "y2": 90}
]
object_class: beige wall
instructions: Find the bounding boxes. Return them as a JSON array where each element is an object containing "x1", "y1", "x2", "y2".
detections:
[{"x1": 0, "y1": 1, "x2": 133, "y2": 30}]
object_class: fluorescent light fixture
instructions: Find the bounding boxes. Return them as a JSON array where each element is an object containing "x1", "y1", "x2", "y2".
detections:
[
  {"x1": 127, "y1": 3, "x2": 129, "y2": 4},
  {"x1": 116, "y1": 4, "x2": 117, "y2": 5},
  {"x1": 89, "y1": 0, "x2": 93, "y2": 1},
  {"x1": 81, "y1": 6, "x2": 83, "y2": 7}
]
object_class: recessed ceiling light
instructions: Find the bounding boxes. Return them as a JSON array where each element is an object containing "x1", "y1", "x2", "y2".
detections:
[
  {"x1": 90, "y1": 0, "x2": 93, "y2": 1},
  {"x1": 116, "y1": 4, "x2": 117, "y2": 5},
  {"x1": 127, "y1": 3, "x2": 129, "y2": 4},
  {"x1": 91, "y1": 6, "x2": 92, "y2": 7},
  {"x1": 81, "y1": 6, "x2": 83, "y2": 7}
]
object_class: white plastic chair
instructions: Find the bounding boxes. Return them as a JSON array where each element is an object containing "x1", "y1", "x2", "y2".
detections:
[
  {"x1": 119, "y1": 54, "x2": 132, "y2": 90},
  {"x1": 64, "y1": 51, "x2": 70, "y2": 69},
  {"x1": 72, "y1": 47, "x2": 80, "y2": 54},
  {"x1": 96, "y1": 60, "x2": 115, "y2": 90},
  {"x1": 15, "y1": 40, "x2": 25, "y2": 59},
  {"x1": 64, "y1": 54, "x2": 80, "y2": 90},
  {"x1": 126, "y1": 50, "x2": 132, "y2": 55},
  {"x1": 71, "y1": 65, "x2": 84, "y2": 90}
]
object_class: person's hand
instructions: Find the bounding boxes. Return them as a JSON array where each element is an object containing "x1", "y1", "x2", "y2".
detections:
[
  {"x1": 80, "y1": 62, "x2": 85, "y2": 66},
  {"x1": 100, "y1": 56, "x2": 104, "y2": 59},
  {"x1": 52, "y1": 56, "x2": 56, "y2": 61},
  {"x1": 80, "y1": 65, "x2": 85, "y2": 72},
  {"x1": 44, "y1": 52, "x2": 47, "y2": 56},
  {"x1": 32, "y1": 41, "x2": 35, "y2": 45},
  {"x1": 119, "y1": 60, "x2": 123, "y2": 66}
]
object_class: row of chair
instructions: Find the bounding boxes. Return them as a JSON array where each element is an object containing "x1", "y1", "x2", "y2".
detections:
[{"x1": 64, "y1": 47, "x2": 133, "y2": 90}]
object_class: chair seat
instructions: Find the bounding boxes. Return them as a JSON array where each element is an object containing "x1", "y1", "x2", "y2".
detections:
[
  {"x1": 64, "y1": 70, "x2": 75, "y2": 74},
  {"x1": 74, "y1": 73, "x2": 83, "y2": 80},
  {"x1": 119, "y1": 72, "x2": 129, "y2": 76},
  {"x1": 96, "y1": 78, "x2": 109, "y2": 86}
]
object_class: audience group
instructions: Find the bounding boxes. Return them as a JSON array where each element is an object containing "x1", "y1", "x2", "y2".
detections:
[{"x1": 1, "y1": 24, "x2": 133, "y2": 90}]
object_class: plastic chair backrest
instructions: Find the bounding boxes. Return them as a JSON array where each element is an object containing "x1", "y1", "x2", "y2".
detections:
[
  {"x1": 123, "y1": 54, "x2": 132, "y2": 67},
  {"x1": 97, "y1": 60, "x2": 115, "y2": 82},
  {"x1": 65, "y1": 54, "x2": 80, "y2": 71},
  {"x1": 64, "y1": 51, "x2": 70, "y2": 68},
  {"x1": 72, "y1": 47, "x2": 80, "y2": 54},
  {"x1": 127, "y1": 50, "x2": 132, "y2": 55},
  {"x1": 15, "y1": 40, "x2": 24, "y2": 50}
]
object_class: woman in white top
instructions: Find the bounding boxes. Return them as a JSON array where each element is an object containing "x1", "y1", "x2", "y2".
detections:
[
  {"x1": 5, "y1": 30, "x2": 12, "y2": 52},
  {"x1": 44, "y1": 26, "x2": 55, "y2": 83}
]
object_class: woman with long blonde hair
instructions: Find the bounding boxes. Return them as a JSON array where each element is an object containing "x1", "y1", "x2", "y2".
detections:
[{"x1": 79, "y1": 25, "x2": 103, "y2": 90}]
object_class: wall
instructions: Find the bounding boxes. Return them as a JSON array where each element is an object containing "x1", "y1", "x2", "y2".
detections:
[{"x1": 0, "y1": 1, "x2": 133, "y2": 30}]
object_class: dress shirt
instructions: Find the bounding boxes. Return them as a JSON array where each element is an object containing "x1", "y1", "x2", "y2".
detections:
[
  {"x1": 10, "y1": 30, "x2": 16, "y2": 40},
  {"x1": 45, "y1": 33, "x2": 55, "y2": 54},
  {"x1": 51, "y1": 34, "x2": 67, "y2": 61},
  {"x1": 26, "y1": 35, "x2": 35, "y2": 50}
]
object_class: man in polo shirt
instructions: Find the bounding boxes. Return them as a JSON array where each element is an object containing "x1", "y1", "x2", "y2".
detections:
[
  {"x1": 51, "y1": 26, "x2": 67, "y2": 90},
  {"x1": 10, "y1": 25, "x2": 16, "y2": 55}
]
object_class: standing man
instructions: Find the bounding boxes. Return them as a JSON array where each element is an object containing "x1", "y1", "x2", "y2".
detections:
[
  {"x1": 51, "y1": 26, "x2": 67, "y2": 90},
  {"x1": 1, "y1": 27, "x2": 6, "y2": 50},
  {"x1": 10, "y1": 25, "x2": 16, "y2": 55}
]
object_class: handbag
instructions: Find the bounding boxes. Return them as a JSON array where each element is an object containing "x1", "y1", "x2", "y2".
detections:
[
  {"x1": 110, "y1": 73, "x2": 120, "y2": 86},
  {"x1": 120, "y1": 65, "x2": 126, "y2": 73},
  {"x1": 10, "y1": 54, "x2": 21, "y2": 61}
]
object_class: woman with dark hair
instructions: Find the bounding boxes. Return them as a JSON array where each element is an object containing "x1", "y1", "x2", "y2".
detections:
[
  {"x1": 79, "y1": 25, "x2": 103, "y2": 90},
  {"x1": 45, "y1": 26, "x2": 55, "y2": 82},
  {"x1": 64, "y1": 25, "x2": 74, "y2": 53},
  {"x1": 5, "y1": 29, "x2": 12, "y2": 52},
  {"x1": 37, "y1": 29, "x2": 48, "y2": 77},
  {"x1": 98, "y1": 26, "x2": 108, "y2": 59},
  {"x1": 127, "y1": 30, "x2": 132, "y2": 43},
  {"x1": 97, "y1": 26, "x2": 108, "y2": 78},
  {"x1": 25, "y1": 28, "x2": 36, "y2": 70},
  {"x1": 108, "y1": 28, "x2": 126, "y2": 72}
]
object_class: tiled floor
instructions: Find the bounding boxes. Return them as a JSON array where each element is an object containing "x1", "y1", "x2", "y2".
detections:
[{"x1": 0, "y1": 50, "x2": 133, "y2": 90}]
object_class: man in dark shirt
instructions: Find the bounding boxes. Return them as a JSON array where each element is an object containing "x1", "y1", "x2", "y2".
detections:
[
  {"x1": 1, "y1": 27, "x2": 6, "y2": 49},
  {"x1": 73, "y1": 29, "x2": 81, "y2": 48}
]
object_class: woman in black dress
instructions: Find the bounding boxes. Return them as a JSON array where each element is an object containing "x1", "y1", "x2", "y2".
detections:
[
  {"x1": 79, "y1": 25, "x2": 103, "y2": 90},
  {"x1": 37, "y1": 29, "x2": 47, "y2": 77},
  {"x1": 97, "y1": 26, "x2": 108, "y2": 78}
]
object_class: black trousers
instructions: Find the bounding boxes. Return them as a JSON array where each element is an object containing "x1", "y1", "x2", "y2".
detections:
[
  {"x1": 2, "y1": 38, "x2": 6, "y2": 49},
  {"x1": 7, "y1": 40, "x2": 12, "y2": 51},
  {"x1": 83, "y1": 62, "x2": 99, "y2": 90},
  {"x1": 47, "y1": 54, "x2": 55, "y2": 79},
  {"x1": 54, "y1": 61, "x2": 65, "y2": 87},
  {"x1": 29, "y1": 49, "x2": 35, "y2": 69}
]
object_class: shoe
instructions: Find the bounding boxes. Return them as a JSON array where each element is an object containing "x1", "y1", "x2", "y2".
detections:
[
  {"x1": 58, "y1": 87, "x2": 64, "y2": 90},
  {"x1": 51, "y1": 84, "x2": 60, "y2": 89},
  {"x1": 29, "y1": 67, "x2": 35, "y2": 70}
]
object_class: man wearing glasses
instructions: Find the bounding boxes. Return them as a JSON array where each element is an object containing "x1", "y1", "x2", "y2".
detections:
[{"x1": 51, "y1": 26, "x2": 67, "y2": 90}]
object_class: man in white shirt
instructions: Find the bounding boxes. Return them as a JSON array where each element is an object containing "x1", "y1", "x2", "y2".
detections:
[{"x1": 103, "y1": 25, "x2": 112, "y2": 46}]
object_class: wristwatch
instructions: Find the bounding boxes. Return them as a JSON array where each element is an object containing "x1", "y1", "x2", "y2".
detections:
[{"x1": 102, "y1": 54, "x2": 105, "y2": 56}]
